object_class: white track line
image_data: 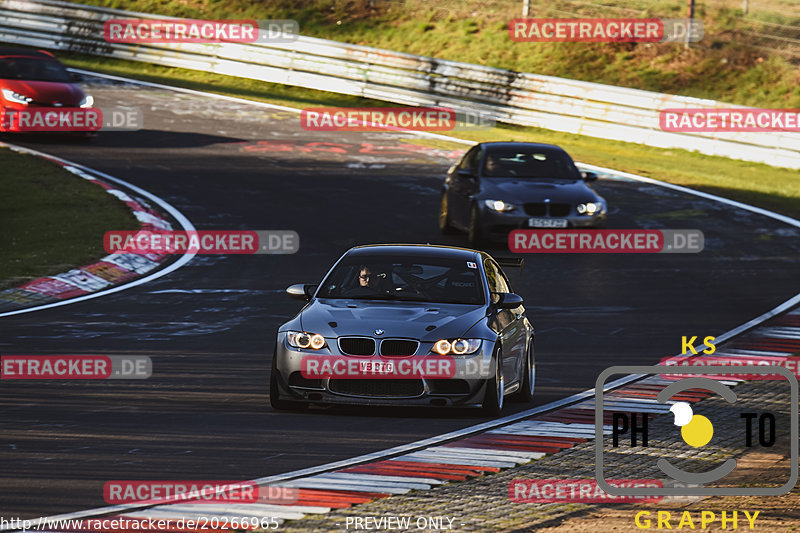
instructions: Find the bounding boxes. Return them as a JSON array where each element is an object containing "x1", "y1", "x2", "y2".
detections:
[{"x1": 319, "y1": 472, "x2": 445, "y2": 485}]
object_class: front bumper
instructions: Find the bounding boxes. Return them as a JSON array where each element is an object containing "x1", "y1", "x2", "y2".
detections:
[
  {"x1": 479, "y1": 207, "x2": 606, "y2": 240},
  {"x1": 271, "y1": 332, "x2": 496, "y2": 408}
]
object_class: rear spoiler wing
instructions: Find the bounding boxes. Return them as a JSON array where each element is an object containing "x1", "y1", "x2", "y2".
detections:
[{"x1": 493, "y1": 256, "x2": 525, "y2": 273}]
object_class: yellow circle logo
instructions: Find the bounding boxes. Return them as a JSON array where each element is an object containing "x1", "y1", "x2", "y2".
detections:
[
  {"x1": 680, "y1": 414, "x2": 713, "y2": 447},
  {"x1": 670, "y1": 402, "x2": 714, "y2": 447}
]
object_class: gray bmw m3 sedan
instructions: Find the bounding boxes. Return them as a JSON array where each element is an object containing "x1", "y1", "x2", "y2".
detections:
[{"x1": 269, "y1": 244, "x2": 534, "y2": 415}]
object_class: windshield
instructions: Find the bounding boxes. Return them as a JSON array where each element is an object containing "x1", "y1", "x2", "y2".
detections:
[
  {"x1": 0, "y1": 57, "x2": 73, "y2": 83},
  {"x1": 483, "y1": 148, "x2": 582, "y2": 179},
  {"x1": 317, "y1": 254, "x2": 485, "y2": 305}
]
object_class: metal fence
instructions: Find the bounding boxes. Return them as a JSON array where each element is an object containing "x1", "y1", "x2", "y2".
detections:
[{"x1": 1, "y1": 0, "x2": 798, "y2": 169}]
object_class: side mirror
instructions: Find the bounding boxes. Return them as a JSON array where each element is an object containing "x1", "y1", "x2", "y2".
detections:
[
  {"x1": 457, "y1": 169, "x2": 476, "y2": 179},
  {"x1": 286, "y1": 284, "x2": 316, "y2": 300},
  {"x1": 581, "y1": 171, "x2": 598, "y2": 181},
  {"x1": 494, "y1": 292, "x2": 524, "y2": 309}
]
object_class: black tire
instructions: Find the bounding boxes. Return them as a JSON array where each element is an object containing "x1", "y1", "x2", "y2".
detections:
[
  {"x1": 468, "y1": 204, "x2": 485, "y2": 247},
  {"x1": 482, "y1": 348, "x2": 504, "y2": 416},
  {"x1": 269, "y1": 350, "x2": 307, "y2": 411},
  {"x1": 512, "y1": 340, "x2": 535, "y2": 403},
  {"x1": 439, "y1": 194, "x2": 458, "y2": 234}
]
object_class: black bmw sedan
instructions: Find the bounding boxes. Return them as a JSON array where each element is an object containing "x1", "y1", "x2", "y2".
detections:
[{"x1": 439, "y1": 142, "x2": 607, "y2": 245}]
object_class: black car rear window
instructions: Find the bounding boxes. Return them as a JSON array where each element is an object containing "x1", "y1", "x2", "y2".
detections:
[
  {"x1": 0, "y1": 57, "x2": 72, "y2": 83},
  {"x1": 482, "y1": 148, "x2": 581, "y2": 179},
  {"x1": 317, "y1": 254, "x2": 485, "y2": 305}
]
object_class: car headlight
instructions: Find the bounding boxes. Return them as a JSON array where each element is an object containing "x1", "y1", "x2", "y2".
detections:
[
  {"x1": 2, "y1": 88, "x2": 33, "y2": 105},
  {"x1": 577, "y1": 202, "x2": 600, "y2": 215},
  {"x1": 286, "y1": 331, "x2": 327, "y2": 350},
  {"x1": 484, "y1": 200, "x2": 515, "y2": 212},
  {"x1": 432, "y1": 338, "x2": 482, "y2": 355},
  {"x1": 79, "y1": 95, "x2": 94, "y2": 108}
]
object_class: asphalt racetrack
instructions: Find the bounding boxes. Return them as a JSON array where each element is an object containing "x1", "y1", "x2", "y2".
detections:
[{"x1": 1, "y1": 75, "x2": 799, "y2": 518}]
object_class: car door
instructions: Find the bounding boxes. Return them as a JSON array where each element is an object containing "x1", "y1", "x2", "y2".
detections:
[
  {"x1": 483, "y1": 258, "x2": 526, "y2": 388},
  {"x1": 447, "y1": 146, "x2": 482, "y2": 228}
]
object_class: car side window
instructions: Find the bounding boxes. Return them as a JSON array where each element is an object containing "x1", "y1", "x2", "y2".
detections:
[
  {"x1": 456, "y1": 149, "x2": 474, "y2": 170},
  {"x1": 483, "y1": 259, "x2": 509, "y2": 303},
  {"x1": 458, "y1": 147, "x2": 481, "y2": 173}
]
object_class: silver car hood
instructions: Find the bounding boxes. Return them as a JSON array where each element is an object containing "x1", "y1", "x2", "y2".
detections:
[{"x1": 301, "y1": 298, "x2": 486, "y2": 341}]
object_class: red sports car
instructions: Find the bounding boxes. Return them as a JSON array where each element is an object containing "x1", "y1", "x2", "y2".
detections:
[{"x1": 0, "y1": 47, "x2": 94, "y2": 133}]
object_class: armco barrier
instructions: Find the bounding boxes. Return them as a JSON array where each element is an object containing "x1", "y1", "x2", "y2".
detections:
[{"x1": 1, "y1": 0, "x2": 798, "y2": 168}]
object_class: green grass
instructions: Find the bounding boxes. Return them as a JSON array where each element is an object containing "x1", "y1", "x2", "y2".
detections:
[
  {"x1": 60, "y1": 52, "x2": 800, "y2": 219},
  {"x1": 0, "y1": 147, "x2": 140, "y2": 289}
]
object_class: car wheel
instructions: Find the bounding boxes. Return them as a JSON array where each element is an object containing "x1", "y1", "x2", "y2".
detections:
[
  {"x1": 269, "y1": 349, "x2": 307, "y2": 411},
  {"x1": 512, "y1": 340, "x2": 535, "y2": 402},
  {"x1": 439, "y1": 194, "x2": 458, "y2": 234},
  {"x1": 468, "y1": 204, "x2": 485, "y2": 247},
  {"x1": 482, "y1": 348, "x2": 504, "y2": 416}
]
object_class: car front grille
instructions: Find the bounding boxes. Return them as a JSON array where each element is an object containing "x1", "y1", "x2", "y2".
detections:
[
  {"x1": 329, "y1": 379, "x2": 424, "y2": 397},
  {"x1": 523, "y1": 203, "x2": 571, "y2": 217},
  {"x1": 523, "y1": 203, "x2": 547, "y2": 216},
  {"x1": 338, "y1": 337, "x2": 376, "y2": 356},
  {"x1": 379, "y1": 339, "x2": 419, "y2": 356}
]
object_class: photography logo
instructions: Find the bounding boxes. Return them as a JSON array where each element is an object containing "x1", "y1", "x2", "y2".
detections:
[{"x1": 595, "y1": 365, "x2": 798, "y2": 496}]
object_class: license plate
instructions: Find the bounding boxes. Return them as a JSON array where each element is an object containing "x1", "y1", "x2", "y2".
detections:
[
  {"x1": 528, "y1": 218, "x2": 568, "y2": 228},
  {"x1": 360, "y1": 361, "x2": 395, "y2": 374}
]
